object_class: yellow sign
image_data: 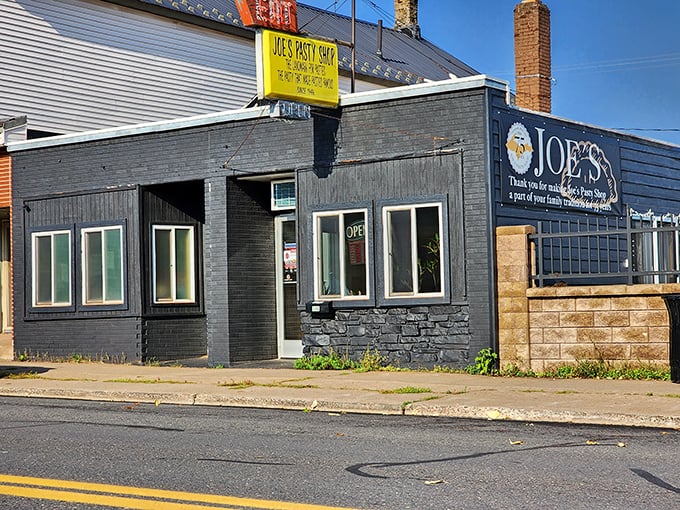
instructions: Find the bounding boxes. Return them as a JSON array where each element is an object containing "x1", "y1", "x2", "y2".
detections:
[{"x1": 258, "y1": 29, "x2": 339, "y2": 108}]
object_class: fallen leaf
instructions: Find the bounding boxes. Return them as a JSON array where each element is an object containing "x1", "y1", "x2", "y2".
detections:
[
  {"x1": 424, "y1": 480, "x2": 446, "y2": 485},
  {"x1": 486, "y1": 410, "x2": 501, "y2": 420},
  {"x1": 617, "y1": 442, "x2": 626, "y2": 448},
  {"x1": 336, "y1": 433, "x2": 345, "y2": 437},
  {"x1": 154, "y1": 400, "x2": 160, "y2": 407},
  {"x1": 585, "y1": 440, "x2": 599, "y2": 445},
  {"x1": 509, "y1": 440, "x2": 524, "y2": 446}
]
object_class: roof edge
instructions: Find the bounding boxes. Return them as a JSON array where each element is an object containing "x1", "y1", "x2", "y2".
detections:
[
  {"x1": 340, "y1": 75, "x2": 509, "y2": 106},
  {"x1": 7, "y1": 107, "x2": 270, "y2": 153},
  {"x1": 8, "y1": 77, "x2": 510, "y2": 153}
]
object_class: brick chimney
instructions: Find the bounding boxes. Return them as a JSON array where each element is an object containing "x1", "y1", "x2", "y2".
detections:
[
  {"x1": 514, "y1": 0, "x2": 551, "y2": 112},
  {"x1": 394, "y1": 0, "x2": 420, "y2": 39}
]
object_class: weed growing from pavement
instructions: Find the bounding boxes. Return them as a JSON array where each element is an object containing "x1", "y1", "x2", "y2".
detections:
[
  {"x1": 503, "y1": 360, "x2": 670, "y2": 381},
  {"x1": 380, "y1": 386, "x2": 432, "y2": 394},
  {"x1": 218, "y1": 379, "x2": 319, "y2": 390},
  {"x1": 293, "y1": 348, "x2": 359, "y2": 370},
  {"x1": 294, "y1": 347, "x2": 395, "y2": 372},
  {"x1": 2, "y1": 371, "x2": 40, "y2": 379},
  {"x1": 13, "y1": 350, "x2": 128, "y2": 364},
  {"x1": 294, "y1": 348, "x2": 671, "y2": 381},
  {"x1": 104, "y1": 378, "x2": 193, "y2": 384},
  {"x1": 464, "y1": 348, "x2": 498, "y2": 375},
  {"x1": 219, "y1": 380, "x2": 256, "y2": 389}
]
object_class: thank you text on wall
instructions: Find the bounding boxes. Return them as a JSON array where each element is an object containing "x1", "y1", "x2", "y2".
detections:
[
  {"x1": 499, "y1": 112, "x2": 621, "y2": 215},
  {"x1": 258, "y1": 29, "x2": 339, "y2": 108}
]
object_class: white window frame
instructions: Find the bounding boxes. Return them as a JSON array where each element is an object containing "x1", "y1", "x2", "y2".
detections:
[
  {"x1": 312, "y1": 208, "x2": 370, "y2": 301},
  {"x1": 631, "y1": 212, "x2": 680, "y2": 284},
  {"x1": 271, "y1": 179, "x2": 296, "y2": 211},
  {"x1": 152, "y1": 225, "x2": 196, "y2": 304},
  {"x1": 382, "y1": 202, "x2": 445, "y2": 299},
  {"x1": 31, "y1": 230, "x2": 72, "y2": 307},
  {"x1": 81, "y1": 225, "x2": 124, "y2": 305}
]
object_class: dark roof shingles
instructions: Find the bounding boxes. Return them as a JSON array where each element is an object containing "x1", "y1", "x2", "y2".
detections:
[{"x1": 131, "y1": 0, "x2": 478, "y2": 85}]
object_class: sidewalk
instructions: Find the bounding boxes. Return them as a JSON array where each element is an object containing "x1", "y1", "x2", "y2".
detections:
[{"x1": 0, "y1": 360, "x2": 679, "y2": 429}]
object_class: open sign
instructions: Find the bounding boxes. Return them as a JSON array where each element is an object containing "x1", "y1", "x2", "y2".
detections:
[{"x1": 345, "y1": 220, "x2": 365, "y2": 240}]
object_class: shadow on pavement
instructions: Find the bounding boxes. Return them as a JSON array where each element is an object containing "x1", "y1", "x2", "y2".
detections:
[{"x1": 0, "y1": 365, "x2": 52, "y2": 378}]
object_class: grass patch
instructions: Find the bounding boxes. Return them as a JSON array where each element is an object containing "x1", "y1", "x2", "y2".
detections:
[
  {"x1": 380, "y1": 386, "x2": 432, "y2": 394},
  {"x1": 419, "y1": 395, "x2": 443, "y2": 402},
  {"x1": 269, "y1": 383, "x2": 319, "y2": 389},
  {"x1": 104, "y1": 378, "x2": 192, "y2": 384},
  {"x1": 445, "y1": 388, "x2": 469, "y2": 395},
  {"x1": 2, "y1": 371, "x2": 41, "y2": 379},
  {"x1": 218, "y1": 380, "x2": 255, "y2": 389},
  {"x1": 218, "y1": 379, "x2": 319, "y2": 390}
]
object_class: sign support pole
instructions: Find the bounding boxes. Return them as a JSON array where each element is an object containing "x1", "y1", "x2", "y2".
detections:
[{"x1": 351, "y1": 0, "x2": 356, "y2": 93}]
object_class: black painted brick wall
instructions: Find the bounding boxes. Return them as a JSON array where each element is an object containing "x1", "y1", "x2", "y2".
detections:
[
  {"x1": 143, "y1": 317, "x2": 206, "y2": 361},
  {"x1": 204, "y1": 177, "x2": 230, "y2": 365},
  {"x1": 11, "y1": 116, "x2": 314, "y2": 363},
  {"x1": 226, "y1": 179, "x2": 277, "y2": 362},
  {"x1": 13, "y1": 317, "x2": 140, "y2": 362},
  {"x1": 298, "y1": 87, "x2": 495, "y2": 366}
]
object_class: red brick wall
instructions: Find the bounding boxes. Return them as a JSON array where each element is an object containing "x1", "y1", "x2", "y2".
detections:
[
  {"x1": 0, "y1": 155, "x2": 10, "y2": 208},
  {"x1": 514, "y1": 0, "x2": 551, "y2": 113}
]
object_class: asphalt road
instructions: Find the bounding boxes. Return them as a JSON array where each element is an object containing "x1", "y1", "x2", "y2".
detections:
[{"x1": 0, "y1": 396, "x2": 678, "y2": 509}]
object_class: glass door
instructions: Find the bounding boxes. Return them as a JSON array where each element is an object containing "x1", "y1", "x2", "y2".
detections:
[{"x1": 275, "y1": 215, "x2": 303, "y2": 358}]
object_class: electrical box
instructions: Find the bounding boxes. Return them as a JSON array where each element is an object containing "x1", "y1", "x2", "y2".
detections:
[{"x1": 305, "y1": 300, "x2": 333, "y2": 319}]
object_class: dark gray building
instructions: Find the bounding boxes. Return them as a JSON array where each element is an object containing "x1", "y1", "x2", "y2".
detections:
[{"x1": 8, "y1": 77, "x2": 680, "y2": 367}]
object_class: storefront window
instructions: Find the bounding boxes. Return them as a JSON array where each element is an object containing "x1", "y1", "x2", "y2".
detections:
[
  {"x1": 32, "y1": 230, "x2": 71, "y2": 307},
  {"x1": 82, "y1": 226, "x2": 123, "y2": 304},
  {"x1": 384, "y1": 203, "x2": 443, "y2": 298},
  {"x1": 314, "y1": 209, "x2": 368, "y2": 300},
  {"x1": 152, "y1": 225, "x2": 195, "y2": 303}
]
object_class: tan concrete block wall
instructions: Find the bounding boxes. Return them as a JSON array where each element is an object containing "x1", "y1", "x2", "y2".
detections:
[
  {"x1": 496, "y1": 226, "x2": 676, "y2": 371},
  {"x1": 526, "y1": 288, "x2": 675, "y2": 368},
  {"x1": 496, "y1": 226, "x2": 535, "y2": 369}
]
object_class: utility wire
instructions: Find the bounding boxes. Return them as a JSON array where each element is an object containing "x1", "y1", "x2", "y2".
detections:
[
  {"x1": 360, "y1": 0, "x2": 395, "y2": 25},
  {"x1": 299, "y1": 0, "x2": 349, "y2": 31}
]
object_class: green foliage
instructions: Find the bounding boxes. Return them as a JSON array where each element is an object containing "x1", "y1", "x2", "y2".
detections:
[
  {"x1": 501, "y1": 360, "x2": 670, "y2": 381},
  {"x1": 354, "y1": 348, "x2": 388, "y2": 372},
  {"x1": 294, "y1": 349, "x2": 359, "y2": 370},
  {"x1": 295, "y1": 347, "x2": 391, "y2": 371},
  {"x1": 465, "y1": 348, "x2": 499, "y2": 375},
  {"x1": 418, "y1": 234, "x2": 440, "y2": 291}
]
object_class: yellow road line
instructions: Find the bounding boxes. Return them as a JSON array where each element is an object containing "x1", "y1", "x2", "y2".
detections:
[
  {"x1": 0, "y1": 474, "x2": 360, "y2": 510},
  {"x1": 0, "y1": 484, "x2": 233, "y2": 510}
]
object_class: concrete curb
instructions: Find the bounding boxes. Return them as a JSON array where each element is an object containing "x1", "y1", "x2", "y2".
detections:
[
  {"x1": 405, "y1": 402, "x2": 680, "y2": 429},
  {"x1": 2, "y1": 387, "x2": 678, "y2": 429}
]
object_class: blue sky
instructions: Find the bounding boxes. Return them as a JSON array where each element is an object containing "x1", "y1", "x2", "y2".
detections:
[{"x1": 301, "y1": 0, "x2": 680, "y2": 146}]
